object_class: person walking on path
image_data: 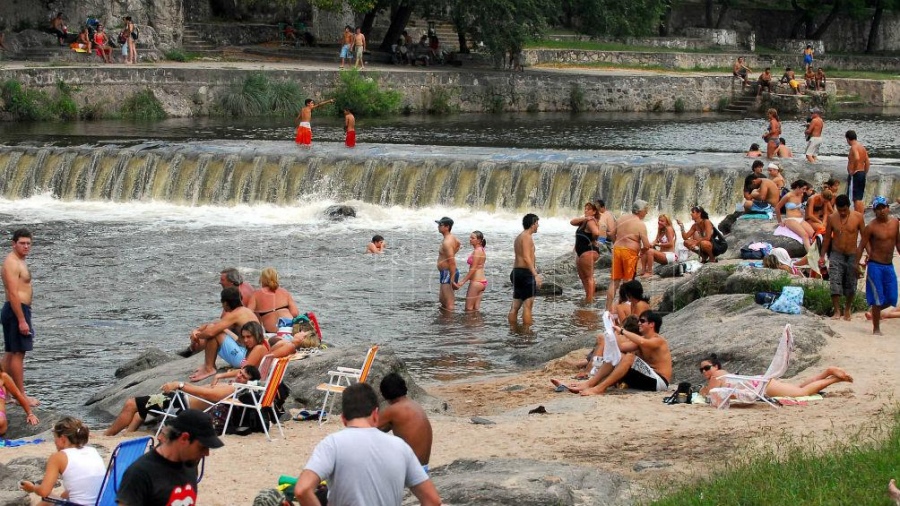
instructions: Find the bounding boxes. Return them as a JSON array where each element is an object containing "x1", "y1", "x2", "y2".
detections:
[
  {"x1": 295, "y1": 98, "x2": 335, "y2": 149},
  {"x1": 435, "y1": 217, "x2": 461, "y2": 312},
  {"x1": 339, "y1": 25, "x2": 353, "y2": 69},
  {"x1": 353, "y1": 27, "x2": 366, "y2": 69},
  {"x1": 1, "y1": 228, "x2": 37, "y2": 407},
  {"x1": 509, "y1": 213, "x2": 542, "y2": 326},
  {"x1": 855, "y1": 196, "x2": 900, "y2": 335},
  {"x1": 819, "y1": 194, "x2": 865, "y2": 320},
  {"x1": 846, "y1": 130, "x2": 870, "y2": 214}
]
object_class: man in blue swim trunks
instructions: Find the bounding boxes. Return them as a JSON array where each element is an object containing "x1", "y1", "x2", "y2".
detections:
[
  {"x1": 846, "y1": 130, "x2": 870, "y2": 214},
  {"x1": 435, "y1": 217, "x2": 461, "y2": 312},
  {"x1": 855, "y1": 196, "x2": 900, "y2": 335},
  {"x1": 187, "y1": 287, "x2": 259, "y2": 382},
  {"x1": 2, "y1": 228, "x2": 37, "y2": 406}
]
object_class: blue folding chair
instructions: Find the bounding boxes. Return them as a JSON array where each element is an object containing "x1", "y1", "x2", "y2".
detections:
[{"x1": 44, "y1": 436, "x2": 153, "y2": 506}]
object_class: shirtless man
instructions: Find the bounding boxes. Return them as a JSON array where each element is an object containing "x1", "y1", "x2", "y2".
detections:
[
  {"x1": 1, "y1": 229, "x2": 37, "y2": 406},
  {"x1": 757, "y1": 67, "x2": 774, "y2": 96},
  {"x1": 855, "y1": 196, "x2": 900, "y2": 335},
  {"x1": 352, "y1": 27, "x2": 366, "y2": 69},
  {"x1": 435, "y1": 217, "x2": 461, "y2": 312},
  {"x1": 805, "y1": 108, "x2": 824, "y2": 163},
  {"x1": 294, "y1": 98, "x2": 335, "y2": 149},
  {"x1": 732, "y1": 56, "x2": 750, "y2": 87},
  {"x1": 343, "y1": 107, "x2": 356, "y2": 148},
  {"x1": 508, "y1": 213, "x2": 542, "y2": 326},
  {"x1": 188, "y1": 287, "x2": 259, "y2": 382},
  {"x1": 605, "y1": 200, "x2": 651, "y2": 312},
  {"x1": 366, "y1": 234, "x2": 385, "y2": 254},
  {"x1": 819, "y1": 195, "x2": 865, "y2": 320},
  {"x1": 744, "y1": 175, "x2": 781, "y2": 213},
  {"x1": 594, "y1": 198, "x2": 617, "y2": 246},
  {"x1": 846, "y1": 130, "x2": 870, "y2": 214},
  {"x1": 378, "y1": 373, "x2": 433, "y2": 469},
  {"x1": 339, "y1": 25, "x2": 353, "y2": 69},
  {"x1": 220, "y1": 267, "x2": 253, "y2": 307},
  {"x1": 566, "y1": 310, "x2": 672, "y2": 396}
]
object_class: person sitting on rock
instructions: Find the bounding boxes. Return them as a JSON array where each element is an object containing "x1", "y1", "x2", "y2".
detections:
[
  {"x1": 104, "y1": 365, "x2": 260, "y2": 436},
  {"x1": 698, "y1": 354, "x2": 852, "y2": 398},
  {"x1": 757, "y1": 67, "x2": 774, "y2": 96},
  {"x1": 805, "y1": 188, "x2": 834, "y2": 236},
  {"x1": 744, "y1": 174, "x2": 780, "y2": 214},
  {"x1": 815, "y1": 67, "x2": 827, "y2": 91},
  {"x1": 732, "y1": 57, "x2": 751, "y2": 88},
  {"x1": 572, "y1": 315, "x2": 641, "y2": 380},
  {"x1": 187, "y1": 287, "x2": 259, "y2": 382},
  {"x1": 779, "y1": 67, "x2": 801, "y2": 94},
  {"x1": 678, "y1": 206, "x2": 716, "y2": 262},
  {"x1": 804, "y1": 65, "x2": 816, "y2": 91}
]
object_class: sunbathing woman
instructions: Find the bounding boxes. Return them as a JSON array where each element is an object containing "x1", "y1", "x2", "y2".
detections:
[
  {"x1": 641, "y1": 214, "x2": 677, "y2": 277},
  {"x1": 0, "y1": 363, "x2": 39, "y2": 436},
  {"x1": 453, "y1": 231, "x2": 488, "y2": 311},
  {"x1": 247, "y1": 267, "x2": 300, "y2": 333},
  {"x1": 698, "y1": 354, "x2": 852, "y2": 398},
  {"x1": 775, "y1": 180, "x2": 816, "y2": 251},
  {"x1": 20, "y1": 417, "x2": 105, "y2": 505},
  {"x1": 210, "y1": 321, "x2": 269, "y2": 386}
]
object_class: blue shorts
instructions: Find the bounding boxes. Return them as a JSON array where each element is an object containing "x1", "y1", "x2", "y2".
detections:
[
  {"x1": 749, "y1": 201, "x2": 773, "y2": 213},
  {"x1": 865, "y1": 260, "x2": 898, "y2": 308},
  {"x1": 340, "y1": 44, "x2": 351, "y2": 58},
  {"x1": 847, "y1": 171, "x2": 866, "y2": 202},
  {"x1": 2, "y1": 302, "x2": 34, "y2": 353},
  {"x1": 217, "y1": 330, "x2": 247, "y2": 368},
  {"x1": 803, "y1": 55, "x2": 813, "y2": 65},
  {"x1": 439, "y1": 269, "x2": 459, "y2": 285}
]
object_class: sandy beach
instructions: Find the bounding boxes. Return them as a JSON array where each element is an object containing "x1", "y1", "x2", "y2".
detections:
[{"x1": 1, "y1": 310, "x2": 897, "y2": 505}]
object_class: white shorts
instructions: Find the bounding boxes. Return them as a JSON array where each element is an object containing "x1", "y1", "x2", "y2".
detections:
[
  {"x1": 805, "y1": 136, "x2": 823, "y2": 156},
  {"x1": 664, "y1": 252, "x2": 677, "y2": 263}
]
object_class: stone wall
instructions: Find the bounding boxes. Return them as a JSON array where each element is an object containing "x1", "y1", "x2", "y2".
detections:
[
  {"x1": 682, "y1": 27, "x2": 739, "y2": 47},
  {"x1": 185, "y1": 22, "x2": 280, "y2": 47}
]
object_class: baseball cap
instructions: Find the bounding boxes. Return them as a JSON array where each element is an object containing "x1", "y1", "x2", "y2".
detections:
[
  {"x1": 872, "y1": 196, "x2": 889, "y2": 209},
  {"x1": 435, "y1": 217, "x2": 454, "y2": 227},
  {"x1": 167, "y1": 409, "x2": 224, "y2": 448},
  {"x1": 767, "y1": 162, "x2": 780, "y2": 170}
]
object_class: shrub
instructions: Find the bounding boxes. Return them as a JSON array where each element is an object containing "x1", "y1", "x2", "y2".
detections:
[
  {"x1": 717, "y1": 96, "x2": 729, "y2": 111},
  {"x1": 165, "y1": 49, "x2": 188, "y2": 62},
  {"x1": 79, "y1": 101, "x2": 106, "y2": 120},
  {"x1": 217, "y1": 73, "x2": 270, "y2": 117},
  {"x1": 569, "y1": 83, "x2": 585, "y2": 113},
  {"x1": 427, "y1": 86, "x2": 454, "y2": 115},
  {"x1": 51, "y1": 95, "x2": 78, "y2": 121},
  {"x1": 674, "y1": 97, "x2": 685, "y2": 112},
  {"x1": 121, "y1": 89, "x2": 167, "y2": 120},
  {"x1": 330, "y1": 70, "x2": 401, "y2": 117},
  {"x1": 1, "y1": 80, "x2": 53, "y2": 121},
  {"x1": 269, "y1": 80, "x2": 304, "y2": 116}
]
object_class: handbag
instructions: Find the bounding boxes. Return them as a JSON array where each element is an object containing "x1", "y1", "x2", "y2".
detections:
[{"x1": 711, "y1": 227, "x2": 728, "y2": 257}]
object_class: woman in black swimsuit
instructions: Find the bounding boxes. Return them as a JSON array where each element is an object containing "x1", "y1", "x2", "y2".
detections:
[
  {"x1": 570, "y1": 202, "x2": 602, "y2": 303},
  {"x1": 247, "y1": 267, "x2": 300, "y2": 332}
]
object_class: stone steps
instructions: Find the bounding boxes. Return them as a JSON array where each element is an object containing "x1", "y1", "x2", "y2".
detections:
[
  {"x1": 181, "y1": 27, "x2": 217, "y2": 53},
  {"x1": 723, "y1": 88, "x2": 758, "y2": 113}
]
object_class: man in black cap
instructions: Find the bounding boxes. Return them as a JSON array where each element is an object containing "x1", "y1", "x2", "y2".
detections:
[
  {"x1": 117, "y1": 409, "x2": 224, "y2": 506},
  {"x1": 435, "y1": 216, "x2": 460, "y2": 312}
]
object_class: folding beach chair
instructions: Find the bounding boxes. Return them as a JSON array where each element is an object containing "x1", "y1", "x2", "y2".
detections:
[
  {"x1": 44, "y1": 436, "x2": 153, "y2": 506},
  {"x1": 710, "y1": 324, "x2": 794, "y2": 409},
  {"x1": 316, "y1": 345, "x2": 379, "y2": 425},
  {"x1": 219, "y1": 355, "x2": 291, "y2": 441}
]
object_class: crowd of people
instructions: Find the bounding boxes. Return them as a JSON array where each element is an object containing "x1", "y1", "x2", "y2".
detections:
[{"x1": 44, "y1": 12, "x2": 138, "y2": 64}]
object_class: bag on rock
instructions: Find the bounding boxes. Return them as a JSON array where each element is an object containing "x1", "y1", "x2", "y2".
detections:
[
  {"x1": 768, "y1": 286, "x2": 804, "y2": 314},
  {"x1": 711, "y1": 227, "x2": 728, "y2": 257},
  {"x1": 740, "y1": 247, "x2": 765, "y2": 260}
]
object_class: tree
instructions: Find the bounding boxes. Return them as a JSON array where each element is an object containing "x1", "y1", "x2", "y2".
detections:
[
  {"x1": 866, "y1": 0, "x2": 900, "y2": 53},
  {"x1": 462, "y1": 0, "x2": 555, "y2": 61},
  {"x1": 571, "y1": 0, "x2": 668, "y2": 38}
]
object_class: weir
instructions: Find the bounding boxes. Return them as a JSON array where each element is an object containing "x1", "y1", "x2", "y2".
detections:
[{"x1": 1, "y1": 141, "x2": 896, "y2": 216}]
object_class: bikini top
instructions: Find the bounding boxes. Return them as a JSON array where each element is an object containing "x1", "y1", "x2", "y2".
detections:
[
  {"x1": 784, "y1": 202, "x2": 802, "y2": 211},
  {"x1": 467, "y1": 247, "x2": 484, "y2": 266},
  {"x1": 0, "y1": 385, "x2": 6, "y2": 401},
  {"x1": 658, "y1": 232, "x2": 670, "y2": 245}
]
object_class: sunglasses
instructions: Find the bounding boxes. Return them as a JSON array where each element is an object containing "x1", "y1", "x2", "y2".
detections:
[
  {"x1": 699, "y1": 365, "x2": 713, "y2": 372},
  {"x1": 638, "y1": 318, "x2": 648, "y2": 324}
]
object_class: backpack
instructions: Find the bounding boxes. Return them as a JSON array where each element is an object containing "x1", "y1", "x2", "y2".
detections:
[
  {"x1": 118, "y1": 31, "x2": 127, "y2": 45},
  {"x1": 740, "y1": 247, "x2": 765, "y2": 260},
  {"x1": 755, "y1": 291, "x2": 779, "y2": 308},
  {"x1": 663, "y1": 382, "x2": 693, "y2": 405},
  {"x1": 711, "y1": 227, "x2": 728, "y2": 257},
  {"x1": 131, "y1": 27, "x2": 139, "y2": 40}
]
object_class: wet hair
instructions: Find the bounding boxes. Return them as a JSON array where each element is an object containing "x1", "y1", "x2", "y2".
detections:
[
  {"x1": 379, "y1": 372, "x2": 408, "y2": 401},
  {"x1": 845, "y1": 130, "x2": 857, "y2": 141},
  {"x1": 622, "y1": 280, "x2": 649, "y2": 303},
  {"x1": 259, "y1": 267, "x2": 280, "y2": 290},
  {"x1": 690, "y1": 206, "x2": 709, "y2": 220},
  {"x1": 701, "y1": 353, "x2": 722, "y2": 368},
  {"x1": 584, "y1": 202, "x2": 600, "y2": 216},
  {"x1": 522, "y1": 213, "x2": 539, "y2": 230},
  {"x1": 125, "y1": 16, "x2": 132, "y2": 22},
  {"x1": 779, "y1": 137, "x2": 787, "y2": 145},
  {"x1": 220, "y1": 286, "x2": 243, "y2": 309},
  {"x1": 835, "y1": 194, "x2": 851, "y2": 208},
  {"x1": 595, "y1": 198, "x2": 606, "y2": 208},
  {"x1": 12, "y1": 228, "x2": 32, "y2": 242},
  {"x1": 622, "y1": 315, "x2": 640, "y2": 334},
  {"x1": 342, "y1": 382, "x2": 379, "y2": 420},
  {"x1": 766, "y1": 108, "x2": 779, "y2": 120},
  {"x1": 639, "y1": 310, "x2": 662, "y2": 332},
  {"x1": 345, "y1": 25, "x2": 352, "y2": 31},
  {"x1": 241, "y1": 321, "x2": 265, "y2": 346},
  {"x1": 241, "y1": 365, "x2": 261, "y2": 382},
  {"x1": 472, "y1": 230, "x2": 486, "y2": 248},
  {"x1": 220, "y1": 267, "x2": 243, "y2": 286},
  {"x1": 791, "y1": 179, "x2": 809, "y2": 190},
  {"x1": 372, "y1": 235, "x2": 384, "y2": 243},
  {"x1": 305, "y1": 99, "x2": 314, "y2": 106},
  {"x1": 54, "y1": 417, "x2": 90, "y2": 448}
]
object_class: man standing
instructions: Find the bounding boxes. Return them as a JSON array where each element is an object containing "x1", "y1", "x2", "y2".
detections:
[
  {"x1": 117, "y1": 409, "x2": 224, "y2": 506},
  {"x1": 295, "y1": 98, "x2": 335, "y2": 149},
  {"x1": 508, "y1": 213, "x2": 542, "y2": 326},
  {"x1": 294, "y1": 383, "x2": 442, "y2": 506},
  {"x1": 339, "y1": 25, "x2": 353, "y2": 69},
  {"x1": 1, "y1": 228, "x2": 36, "y2": 406},
  {"x1": 606, "y1": 200, "x2": 651, "y2": 312},
  {"x1": 378, "y1": 373, "x2": 433, "y2": 469},
  {"x1": 805, "y1": 108, "x2": 824, "y2": 163},
  {"x1": 352, "y1": 27, "x2": 366, "y2": 69},
  {"x1": 435, "y1": 217, "x2": 461, "y2": 312},
  {"x1": 855, "y1": 196, "x2": 900, "y2": 335},
  {"x1": 220, "y1": 267, "x2": 254, "y2": 307},
  {"x1": 343, "y1": 107, "x2": 356, "y2": 148},
  {"x1": 846, "y1": 130, "x2": 870, "y2": 214},
  {"x1": 819, "y1": 194, "x2": 865, "y2": 320},
  {"x1": 188, "y1": 287, "x2": 259, "y2": 382},
  {"x1": 594, "y1": 198, "x2": 617, "y2": 246}
]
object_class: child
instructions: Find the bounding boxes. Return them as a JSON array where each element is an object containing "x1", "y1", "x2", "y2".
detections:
[
  {"x1": 366, "y1": 235, "x2": 385, "y2": 254},
  {"x1": 343, "y1": 107, "x2": 356, "y2": 148},
  {"x1": 294, "y1": 98, "x2": 334, "y2": 148}
]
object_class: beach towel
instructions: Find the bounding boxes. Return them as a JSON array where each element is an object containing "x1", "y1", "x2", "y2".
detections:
[
  {"x1": 601, "y1": 311, "x2": 622, "y2": 366},
  {"x1": 774, "y1": 225, "x2": 804, "y2": 244},
  {"x1": 0, "y1": 437, "x2": 45, "y2": 447},
  {"x1": 739, "y1": 211, "x2": 774, "y2": 220},
  {"x1": 772, "y1": 394, "x2": 824, "y2": 406}
]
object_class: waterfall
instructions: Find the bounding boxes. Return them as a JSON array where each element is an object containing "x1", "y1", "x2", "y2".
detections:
[{"x1": 0, "y1": 143, "x2": 893, "y2": 216}]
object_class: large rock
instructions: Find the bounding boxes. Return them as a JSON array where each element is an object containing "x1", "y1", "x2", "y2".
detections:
[
  {"x1": 0, "y1": 457, "x2": 45, "y2": 506},
  {"x1": 422, "y1": 459, "x2": 633, "y2": 506},
  {"x1": 721, "y1": 214, "x2": 807, "y2": 259},
  {"x1": 664, "y1": 294, "x2": 832, "y2": 384},
  {"x1": 114, "y1": 346, "x2": 180, "y2": 378},
  {"x1": 1, "y1": 405, "x2": 62, "y2": 440}
]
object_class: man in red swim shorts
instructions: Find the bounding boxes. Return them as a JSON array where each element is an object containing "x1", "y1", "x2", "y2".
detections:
[
  {"x1": 343, "y1": 107, "x2": 356, "y2": 148},
  {"x1": 295, "y1": 98, "x2": 334, "y2": 148}
]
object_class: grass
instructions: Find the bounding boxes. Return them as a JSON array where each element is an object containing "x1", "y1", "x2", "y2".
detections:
[
  {"x1": 120, "y1": 89, "x2": 167, "y2": 120},
  {"x1": 164, "y1": 49, "x2": 202, "y2": 62},
  {"x1": 651, "y1": 407, "x2": 900, "y2": 506}
]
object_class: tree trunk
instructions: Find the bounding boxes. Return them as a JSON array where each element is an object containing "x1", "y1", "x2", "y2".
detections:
[
  {"x1": 360, "y1": 9, "x2": 377, "y2": 39},
  {"x1": 706, "y1": 0, "x2": 715, "y2": 28},
  {"x1": 379, "y1": 2, "x2": 414, "y2": 51},
  {"x1": 714, "y1": 4, "x2": 730, "y2": 29},
  {"x1": 866, "y1": 0, "x2": 884, "y2": 54},
  {"x1": 811, "y1": 0, "x2": 842, "y2": 39}
]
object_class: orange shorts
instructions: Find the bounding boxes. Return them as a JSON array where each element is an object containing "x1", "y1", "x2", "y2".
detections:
[
  {"x1": 611, "y1": 246, "x2": 639, "y2": 281},
  {"x1": 345, "y1": 130, "x2": 356, "y2": 147},
  {"x1": 295, "y1": 125, "x2": 312, "y2": 145}
]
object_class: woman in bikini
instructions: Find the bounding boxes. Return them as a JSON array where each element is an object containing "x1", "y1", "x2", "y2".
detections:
[
  {"x1": 698, "y1": 354, "x2": 852, "y2": 398},
  {"x1": 211, "y1": 321, "x2": 271, "y2": 384},
  {"x1": 763, "y1": 108, "x2": 781, "y2": 159},
  {"x1": 677, "y1": 206, "x2": 715, "y2": 263},
  {"x1": 453, "y1": 231, "x2": 488, "y2": 311},
  {"x1": 805, "y1": 188, "x2": 834, "y2": 234},
  {"x1": 641, "y1": 214, "x2": 676, "y2": 277},
  {"x1": 775, "y1": 179, "x2": 816, "y2": 250},
  {"x1": 247, "y1": 267, "x2": 300, "y2": 333},
  {"x1": 570, "y1": 202, "x2": 602, "y2": 302},
  {"x1": 0, "y1": 363, "x2": 39, "y2": 436}
]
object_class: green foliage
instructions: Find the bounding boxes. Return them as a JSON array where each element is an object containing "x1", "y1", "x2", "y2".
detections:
[
  {"x1": 164, "y1": 50, "x2": 199, "y2": 62},
  {"x1": 330, "y1": 70, "x2": 401, "y2": 117},
  {"x1": 673, "y1": 97, "x2": 685, "y2": 113},
  {"x1": 269, "y1": 81, "x2": 304, "y2": 116},
  {"x1": 51, "y1": 95, "x2": 78, "y2": 121},
  {"x1": 717, "y1": 96, "x2": 729, "y2": 112},
  {"x1": 652, "y1": 408, "x2": 900, "y2": 506},
  {"x1": 79, "y1": 101, "x2": 107, "y2": 120},
  {"x1": 569, "y1": 83, "x2": 585, "y2": 112},
  {"x1": 800, "y1": 282, "x2": 867, "y2": 316},
  {"x1": 121, "y1": 89, "x2": 167, "y2": 120},
  {"x1": 458, "y1": 0, "x2": 554, "y2": 61},
  {"x1": 216, "y1": 73, "x2": 301, "y2": 117},
  {"x1": 1, "y1": 80, "x2": 53, "y2": 121},
  {"x1": 427, "y1": 86, "x2": 455, "y2": 115},
  {"x1": 569, "y1": 0, "x2": 667, "y2": 37}
]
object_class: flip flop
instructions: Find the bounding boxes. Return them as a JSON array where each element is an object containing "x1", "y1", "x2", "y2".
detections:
[
  {"x1": 550, "y1": 379, "x2": 577, "y2": 393},
  {"x1": 188, "y1": 369, "x2": 216, "y2": 383}
]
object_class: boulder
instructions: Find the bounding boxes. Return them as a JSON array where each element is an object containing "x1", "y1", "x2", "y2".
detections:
[
  {"x1": 540, "y1": 248, "x2": 612, "y2": 296},
  {"x1": 424, "y1": 459, "x2": 633, "y2": 506},
  {"x1": 0, "y1": 457, "x2": 45, "y2": 506},
  {"x1": 114, "y1": 346, "x2": 180, "y2": 378},
  {"x1": 721, "y1": 215, "x2": 806, "y2": 259},
  {"x1": 510, "y1": 332, "x2": 592, "y2": 367},
  {"x1": 1, "y1": 405, "x2": 61, "y2": 440},
  {"x1": 324, "y1": 205, "x2": 356, "y2": 220},
  {"x1": 663, "y1": 294, "x2": 832, "y2": 384}
]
